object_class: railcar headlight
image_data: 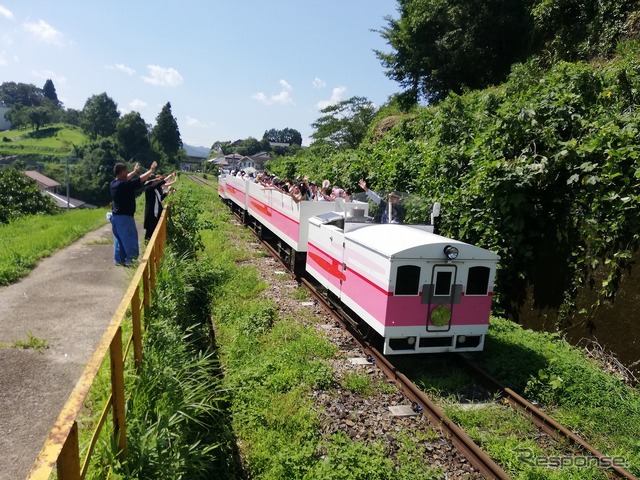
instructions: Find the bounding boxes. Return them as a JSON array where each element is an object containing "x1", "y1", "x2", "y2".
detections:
[
  {"x1": 458, "y1": 335, "x2": 467, "y2": 344},
  {"x1": 407, "y1": 336, "x2": 416, "y2": 345},
  {"x1": 444, "y1": 245, "x2": 459, "y2": 260}
]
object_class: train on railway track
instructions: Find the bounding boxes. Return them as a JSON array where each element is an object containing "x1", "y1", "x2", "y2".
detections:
[{"x1": 218, "y1": 173, "x2": 499, "y2": 355}]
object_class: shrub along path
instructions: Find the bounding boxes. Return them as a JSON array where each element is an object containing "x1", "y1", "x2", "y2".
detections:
[{"x1": 0, "y1": 223, "x2": 132, "y2": 480}]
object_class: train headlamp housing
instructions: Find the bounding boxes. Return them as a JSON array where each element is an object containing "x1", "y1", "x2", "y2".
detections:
[{"x1": 443, "y1": 245, "x2": 459, "y2": 260}]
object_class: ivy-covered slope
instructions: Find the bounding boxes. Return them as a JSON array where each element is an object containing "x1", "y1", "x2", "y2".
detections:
[{"x1": 270, "y1": 43, "x2": 640, "y2": 328}]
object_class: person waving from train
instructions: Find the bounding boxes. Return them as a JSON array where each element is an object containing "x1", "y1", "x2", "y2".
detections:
[{"x1": 358, "y1": 178, "x2": 405, "y2": 224}]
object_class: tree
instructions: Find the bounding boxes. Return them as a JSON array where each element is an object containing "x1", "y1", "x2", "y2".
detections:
[
  {"x1": 115, "y1": 112, "x2": 155, "y2": 167},
  {"x1": 375, "y1": 0, "x2": 532, "y2": 104},
  {"x1": 151, "y1": 102, "x2": 182, "y2": 167},
  {"x1": 5, "y1": 105, "x2": 29, "y2": 129},
  {"x1": 310, "y1": 96, "x2": 377, "y2": 149},
  {"x1": 0, "y1": 81, "x2": 44, "y2": 107},
  {"x1": 71, "y1": 138, "x2": 122, "y2": 205},
  {"x1": 232, "y1": 137, "x2": 262, "y2": 156},
  {"x1": 531, "y1": 0, "x2": 638, "y2": 61},
  {"x1": 0, "y1": 168, "x2": 58, "y2": 223},
  {"x1": 61, "y1": 108, "x2": 82, "y2": 126},
  {"x1": 263, "y1": 127, "x2": 303, "y2": 146},
  {"x1": 81, "y1": 93, "x2": 120, "y2": 139},
  {"x1": 27, "y1": 106, "x2": 51, "y2": 131},
  {"x1": 42, "y1": 79, "x2": 61, "y2": 108}
]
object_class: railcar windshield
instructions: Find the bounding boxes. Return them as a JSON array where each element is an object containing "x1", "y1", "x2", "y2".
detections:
[{"x1": 348, "y1": 192, "x2": 437, "y2": 226}]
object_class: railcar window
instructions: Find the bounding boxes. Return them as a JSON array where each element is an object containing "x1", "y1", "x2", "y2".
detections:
[
  {"x1": 466, "y1": 266, "x2": 490, "y2": 295},
  {"x1": 434, "y1": 271, "x2": 452, "y2": 296},
  {"x1": 395, "y1": 265, "x2": 421, "y2": 295}
]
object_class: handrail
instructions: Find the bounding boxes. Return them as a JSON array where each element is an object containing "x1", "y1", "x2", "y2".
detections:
[{"x1": 27, "y1": 208, "x2": 169, "y2": 480}]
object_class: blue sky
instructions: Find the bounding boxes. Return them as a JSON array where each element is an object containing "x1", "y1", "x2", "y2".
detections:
[{"x1": 0, "y1": 1, "x2": 400, "y2": 149}]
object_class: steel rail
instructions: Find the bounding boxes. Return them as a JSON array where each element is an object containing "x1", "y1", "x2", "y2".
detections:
[
  {"x1": 300, "y1": 278, "x2": 512, "y2": 480},
  {"x1": 457, "y1": 355, "x2": 638, "y2": 480}
]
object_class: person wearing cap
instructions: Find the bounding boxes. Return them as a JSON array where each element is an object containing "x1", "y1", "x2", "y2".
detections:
[
  {"x1": 358, "y1": 178, "x2": 405, "y2": 224},
  {"x1": 110, "y1": 161, "x2": 157, "y2": 266}
]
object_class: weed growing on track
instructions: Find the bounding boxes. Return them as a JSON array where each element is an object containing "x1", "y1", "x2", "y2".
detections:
[{"x1": 447, "y1": 317, "x2": 640, "y2": 478}]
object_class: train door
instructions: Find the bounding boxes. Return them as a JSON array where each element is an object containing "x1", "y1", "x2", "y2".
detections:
[{"x1": 422, "y1": 264, "x2": 461, "y2": 332}]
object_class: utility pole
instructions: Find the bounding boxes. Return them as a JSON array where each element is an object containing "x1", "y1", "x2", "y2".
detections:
[{"x1": 66, "y1": 153, "x2": 71, "y2": 210}]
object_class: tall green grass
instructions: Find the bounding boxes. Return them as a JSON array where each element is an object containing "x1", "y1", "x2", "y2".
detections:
[
  {"x1": 87, "y1": 180, "x2": 239, "y2": 479},
  {"x1": 0, "y1": 209, "x2": 109, "y2": 285}
]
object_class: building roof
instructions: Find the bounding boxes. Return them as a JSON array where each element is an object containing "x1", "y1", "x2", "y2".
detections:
[
  {"x1": 44, "y1": 191, "x2": 87, "y2": 209},
  {"x1": 24, "y1": 170, "x2": 61, "y2": 188}
]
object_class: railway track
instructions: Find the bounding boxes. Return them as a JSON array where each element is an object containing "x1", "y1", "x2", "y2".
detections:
[
  {"x1": 303, "y1": 273, "x2": 637, "y2": 480},
  {"x1": 455, "y1": 355, "x2": 637, "y2": 479},
  {"x1": 195, "y1": 174, "x2": 638, "y2": 479}
]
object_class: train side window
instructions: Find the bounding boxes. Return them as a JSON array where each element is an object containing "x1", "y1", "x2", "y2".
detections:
[
  {"x1": 395, "y1": 265, "x2": 421, "y2": 295},
  {"x1": 466, "y1": 266, "x2": 490, "y2": 295}
]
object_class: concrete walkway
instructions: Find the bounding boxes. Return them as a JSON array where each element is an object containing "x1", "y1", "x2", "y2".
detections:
[{"x1": 0, "y1": 223, "x2": 134, "y2": 480}]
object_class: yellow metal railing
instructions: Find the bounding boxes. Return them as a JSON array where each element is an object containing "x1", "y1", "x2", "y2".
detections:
[{"x1": 27, "y1": 208, "x2": 169, "y2": 480}]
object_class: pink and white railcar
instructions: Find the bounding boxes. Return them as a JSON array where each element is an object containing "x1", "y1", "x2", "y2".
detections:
[
  {"x1": 306, "y1": 213, "x2": 499, "y2": 354},
  {"x1": 224, "y1": 174, "x2": 249, "y2": 211},
  {"x1": 217, "y1": 173, "x2": 228, "y2": 201},
  {"x1": 246, "y1": 182, "x2": 367, "y2": 253}
]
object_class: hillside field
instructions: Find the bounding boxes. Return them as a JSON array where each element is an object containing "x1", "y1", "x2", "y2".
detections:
[{"x1": 0, "y1": 124, "x2": 88, "y2": 158}]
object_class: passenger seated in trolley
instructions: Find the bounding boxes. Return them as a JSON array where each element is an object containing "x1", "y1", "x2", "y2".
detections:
[{"x1": 358, "y1": 179, "x2": 405, "y2": 224}]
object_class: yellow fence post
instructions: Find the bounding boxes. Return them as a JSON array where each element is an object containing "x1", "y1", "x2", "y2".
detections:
[
  {"x1": 143, "y1": 266, "x2": 150, "y2": 310},
  {"x1": 149, "y1": 247, "x2": 157, "y2": 293},
  {"x1": 56, "y1": 422, "x2": 80, "y2": 480},
  {"x1": 110, "y1": 327, "x2": 127, "y2": 459},
  {"x1": 132, "y1": 285, "x2": 143, "y2": 371}
]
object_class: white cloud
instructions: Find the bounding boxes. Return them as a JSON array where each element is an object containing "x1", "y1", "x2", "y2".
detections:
[
  {"x1": 279, "y1": 79, "x2": 292, "y2": 91},
  {"x1": 23, "y1": 20, "x2": 65, "y2": 46},
  {"x1": 251, "y1": 79, "x2": 295, "y2": 106},
  {"x1": 129, "y1": 99, "x2": 147, "y2": 110},
  {"x1": 107, "y1": 63, "x2": 135, "y2": 75},
  {"x1": 0, "y1": 5, "x2": 14, "y2": 20},
  {"x1": 186, "y1": 116, "x2": 215, "y2": 128},
  {"x1": 312, "y1": 77, "x2": 326, "y2": 89},
  {"x1": 31, "y1": 69, "x2": 67, "y2": 86},
  {"x1": 142, "y1": 65, "x2": 183, "y2": 87},
  {"x1": 0, "y1": 51, "x2": 6, "y2": 67},
  {"x1": 316, "y1": 86, "x2": 347, "y2": 110}
]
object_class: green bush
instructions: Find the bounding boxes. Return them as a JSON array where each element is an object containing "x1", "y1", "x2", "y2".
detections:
[
  {"x1": 269, "y1": 45, "x2": 640, "y2": 321},
  {"x1": 0, "y1": 167, "x2": 58, "y2": 223}
]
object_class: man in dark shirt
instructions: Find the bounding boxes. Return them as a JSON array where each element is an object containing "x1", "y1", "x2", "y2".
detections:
[{"x1": 110, "y1": 161, "x2": 157, "y2": 266}]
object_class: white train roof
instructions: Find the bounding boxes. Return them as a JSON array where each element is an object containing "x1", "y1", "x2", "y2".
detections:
[{"x1": 344, "y1": 224, "x2": 499, "y2": 261}]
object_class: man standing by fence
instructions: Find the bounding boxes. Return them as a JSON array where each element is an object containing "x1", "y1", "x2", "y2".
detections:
[{"x1": 110, "y1": 161, "x2": 157, "y2": 266}]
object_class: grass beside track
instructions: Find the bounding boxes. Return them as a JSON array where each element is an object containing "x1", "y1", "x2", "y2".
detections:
[
  {"x1": 62, "y1": 176, "x2": 640, "y2": 479},
  {"x1": 406, "y1": 318, "x2": 640, "y2": 478},
  {"x1": 0, "y1": 208, "x2": 109, "y2": 285}
]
